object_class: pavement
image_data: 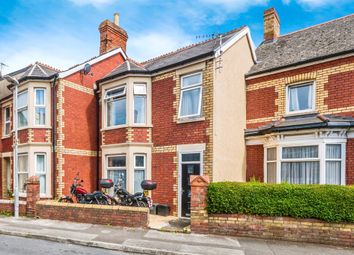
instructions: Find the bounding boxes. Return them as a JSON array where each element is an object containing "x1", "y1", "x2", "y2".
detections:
[{"x1": 0, "y1": 216, "x2": 352, "y2": 255}]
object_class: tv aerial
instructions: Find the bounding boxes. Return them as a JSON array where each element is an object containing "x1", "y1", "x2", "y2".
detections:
[{"x1": 81, "y1": 63, "x2": 92, "y2": 76}]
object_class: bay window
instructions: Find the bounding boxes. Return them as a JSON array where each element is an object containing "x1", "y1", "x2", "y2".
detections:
[
  {"x1": 3, "y1": 106, "x2": 10, "y2": 136},
  {"x1": 107, "y1": 155, "x2": 127, "y2": 189},
  {"x1": 133, "y1": 84, "x2": 146, "y2": 124},
  {"x1": 179, "y1": 72, "x2": 202, "y2": 118},
  {"x1": 18, "y1": 153, "x2": 28, "y2": 193},
  {"x1": 266, "y1": 143, "x2": 344, "y2": 185},
  {"x1": 35, "y1": 88, "x2": 46, "y2": 125},
  {"x1": 105, "y1": 86, "x2": 126, "y2": 127},
  {"x1": 287, "y1": 82, "x2": 314, "y2": 114},
  {"x1": 17, "y1": 90, "x2": 28, "y2": 128},
  {"x1": 35, "y1": 153, "x2": 47, "y2": 195},
  {"x1": 134, "y1": 154, "x2": 146, "y2": 193}
]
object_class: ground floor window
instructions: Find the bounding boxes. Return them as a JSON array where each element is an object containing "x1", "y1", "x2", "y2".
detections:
[
  {"x1": 35, "y1": 153, "x2": 47, "y2": 195},
  {"x1": 134, "y1": 154, "x2": 146, "y2": 193},
  {"x1": 266, "y1": 143, "x2": 344, "y2": 185},
  {"x1": 107, "y1": 155, "x2": 127, "y2": 189},
  {"x1": 18, "y1": 153, "x2": 28, "y2": 193}
]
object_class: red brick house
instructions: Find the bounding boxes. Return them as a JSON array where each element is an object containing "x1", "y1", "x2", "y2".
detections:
[
  {"x1": 0, "y1": 14, "x2": 256, "y2": 217},
  {"x1": 245, "y1": 9, "x2": 354, "y2": 185}
]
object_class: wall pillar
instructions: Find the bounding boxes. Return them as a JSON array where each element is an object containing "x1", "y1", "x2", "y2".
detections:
[
  {"x1": 26, "y1": 176, "x2": 40, "y2": 217},
  {"x1": 190, "y1": 175, "x2": 209, "y2": 233}
]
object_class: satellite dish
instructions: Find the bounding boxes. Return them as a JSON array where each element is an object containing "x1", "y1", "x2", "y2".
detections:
[{"x1": 82, "y1": 63, "x2": 91, "y2": 75}]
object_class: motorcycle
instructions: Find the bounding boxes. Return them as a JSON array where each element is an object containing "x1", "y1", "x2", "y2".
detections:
[
  {"x1": 113, "y1": 180, "x2": 156, "y2": 207},
  {"x1": 59, "y1": 173, "x2": 109, "y2": 205}
]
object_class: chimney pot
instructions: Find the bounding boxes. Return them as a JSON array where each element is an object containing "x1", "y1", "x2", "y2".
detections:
[
  {"x1": 114, "y1": 13, "x2": 119, "y2": 26},
  {"x1": 263, "y1": 7, "x2": 280, "y2": 41}
]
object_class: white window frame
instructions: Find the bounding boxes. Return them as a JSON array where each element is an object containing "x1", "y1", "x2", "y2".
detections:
[
  {"x1": 133, "y1": 83, "x2": 147, "y2": 125},
  {"x1": 34, "y1": 88, "x2": 46, "y2": 126},
  {"x1": 285, "y1": 82, "x2": 315, "y2": 115},
  {"x1": 134, "y1": 154, "x2": 146, "y2": 193},
  {"x1": 105, "y1": 85, "x2": 127, "y2": 127},
  {"x1": 18, "y1": 153, "x2": 28, "y2": 195},
  {"x1": 3, "y1": 106, "x2": 11, "y2": 136},
  {"x1": 106, "y1": 154, "x2": 127, "y2": 189},
  {"x1": 17, "y1": 90, "x2": 28, "y2": 128},
  {"x1": 178, "y1": 72, "x2": 203, "y2": 119},
  {"x1": 266, "y1": 147, "x2": 277, "y2": 183},
  {"x1": 35, "y1": 153, "x2": 47, "y2": 195},
  {"x1": 264, "y1": 141, "x2": 345, "y2": 185}
]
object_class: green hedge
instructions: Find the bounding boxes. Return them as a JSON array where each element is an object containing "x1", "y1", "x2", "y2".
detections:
[{"x1": 207, "y1": 182, "x2": 354, "y2": 223}]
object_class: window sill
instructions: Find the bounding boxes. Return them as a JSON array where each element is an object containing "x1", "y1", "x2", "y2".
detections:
[
  {"x1": 177, "y1": 116, "x2": 205, "y2": 124},
  {"x1": 101, "y1": 124, "x2": 153, "y2": 131},
  {"x1": 2, "y1": 135, "x2": 12, "y2": 139},
  {"x1": 284, "y1": 110, "x2": 317, "y2": 117}
]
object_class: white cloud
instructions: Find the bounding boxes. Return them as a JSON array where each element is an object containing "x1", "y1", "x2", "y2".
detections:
[
  {"x1": 68, "y1": 0, "x2": 115, "y2": 7},
  {"x1": 199, "y1": 0, "x2": 269, "y2": 12},
  {"x1": 288, "y1": 0, "x2": 352, "y2": 8}
]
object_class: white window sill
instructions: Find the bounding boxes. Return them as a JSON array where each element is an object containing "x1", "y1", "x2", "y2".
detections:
[
  {"x1": 284, "y1": 110, "x2": 317, "y2": 117},
  {"x1": 101, "y1": 124, "x2": 153, "y2": 131},
  {"x1": 2, "y1": 135, "x2": 12, "y2": 139},
  {"x1": 177, "y1": 116, "x2": 205, "y2": 124}
]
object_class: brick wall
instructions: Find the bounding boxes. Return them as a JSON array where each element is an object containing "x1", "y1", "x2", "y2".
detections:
[
  {"x1": 0, "y1": 200, "x2": 26, "y2": 216},
  {"x1": 246, "y1": 145, "x2": 264, "y2": 181},
  {"x1": 102, "y1": 128, "x2": 127, "y2": 145},
  {"x1": 246, "y1": 87, "x2": 277, "y2": 120},
  {"x1": 36, "y1": 201, "x2": 149, "y2": 228},
  {"x1": 346, "y1": 139, "x2": 354, "y2": 185}
]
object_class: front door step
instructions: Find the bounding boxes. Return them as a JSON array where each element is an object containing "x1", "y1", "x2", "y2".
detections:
[{"x1": 149, "y1": 214, "x2": 190, "y2": 233}]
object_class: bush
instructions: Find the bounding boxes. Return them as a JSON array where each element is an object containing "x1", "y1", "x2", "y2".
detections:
[{"x1": 207, "y1": 182, "x2": 354, "y2": 223}]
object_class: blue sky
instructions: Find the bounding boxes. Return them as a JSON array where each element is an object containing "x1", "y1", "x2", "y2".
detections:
[{"x1": 0, "y1": 0, "x2": 353, "y2": 73}]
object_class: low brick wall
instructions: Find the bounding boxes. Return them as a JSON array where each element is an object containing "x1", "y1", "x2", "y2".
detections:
[
  {"x1": 190, "y1": 175, "x2": 354, "y2": 247},
  {"x1": 208, "y1": 214, "x2": 354, "y2": 247},
  {"x1": 0, "y1": 200, "x2": 27, "y2": 216},
  {"x1": 36, "y1": 201, "x2": 149, "y2": 228}
]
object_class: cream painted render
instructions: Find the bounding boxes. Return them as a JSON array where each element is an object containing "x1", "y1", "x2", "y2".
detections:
[
  {"x1": 212, "y1": 35, "x2": 255, "y2": 182},
  {"x1": 101, "y1": 144, "x2": 152, "y2": 193}
]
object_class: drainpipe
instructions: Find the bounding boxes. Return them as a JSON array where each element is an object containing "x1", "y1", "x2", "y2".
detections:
[
  {"x1": 94, "y1": 84, "x2": 100, "y2": 190},
  {"x1": 51, "y1": 74, "x2": 58, "y2": 198}
]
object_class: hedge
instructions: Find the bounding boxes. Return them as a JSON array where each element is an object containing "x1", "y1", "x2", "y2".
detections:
[{"x1": 207, "y1": 182, "x2": 354, "y2": 223}]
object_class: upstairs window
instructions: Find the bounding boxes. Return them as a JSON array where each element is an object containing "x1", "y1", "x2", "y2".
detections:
[
  {"x1": 179, "y1": 72, "x2": 202, "y2": 118},
  {"x1": 35, "y1": 88, "x2": 46, "y2": 125},
  {"x1": 287, "y1": 82, "x2": 314, "y2": 114},
  {"x1": 105, "y1": 86, "x2": 126, "y2": 127},
  {"x1": 3, "y1": 106, "x2": 10, "y2": 136},
  {"x1": 17, "y1": 90, "x2": 28, "y2": 128},
  {"x1": 133, "y1": 84, "x2": 147, "y2": 124}
]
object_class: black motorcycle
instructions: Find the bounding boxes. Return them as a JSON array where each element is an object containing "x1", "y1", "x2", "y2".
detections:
[{"x1": 113, "y1": 180, "x2": 156, "y2": 207}]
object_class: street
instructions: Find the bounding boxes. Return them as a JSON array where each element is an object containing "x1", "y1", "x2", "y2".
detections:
[{"x1": 0, "y1": 235, "x2": 133, "y2": 255}]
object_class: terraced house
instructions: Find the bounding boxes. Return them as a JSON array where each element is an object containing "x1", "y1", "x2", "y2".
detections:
[
  {"x1": 0, "y1": 14, "x2": 256, "y2": 217},
  {"x1": 245, "y1": 9, "x2": 354, "y2": 186}
]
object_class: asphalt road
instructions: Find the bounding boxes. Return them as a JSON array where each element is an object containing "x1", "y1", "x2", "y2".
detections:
[{"x1": 0, "y1": 235, "x2": 133, "y2": 255}]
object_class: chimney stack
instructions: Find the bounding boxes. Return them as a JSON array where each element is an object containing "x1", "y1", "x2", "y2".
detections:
[
  {"x1": 263, "y1": 8, "x2": 280, "y2": 41},
  {"x1": 99, "y1": 13, "x2": 128, "y2": 55}
]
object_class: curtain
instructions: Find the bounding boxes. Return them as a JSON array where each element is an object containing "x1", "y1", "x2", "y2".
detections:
[
  {"x1": 267, "y1": 162, "x2": 276, "y2": 183},
  {"x1": 289, "y1": 85, "x2": 312, "y2": 111},
  {"x1": 267, "y1": 148, "x2": 277, "y2": 161},
  {"x1": 281, "y1": 161, "x2": 319, "y2": 184},
  {"x1": 289, "y1": 86, "x2": 299, "y2": 111},
  {"x1": 181, "y1": 88, "x2": 200, "y2": 116},
  {"x1": 282, "y1": 146, "x2": 318, "y2": 159},
  {"x1": 326, "y1": 144, "x2": 341, "y2": 184},
  {"x1": 134, "y1": 96, "x2": 146, "y2": 124},
  {"x1": 134, "y1": 170, "x2": 145, "y2": 193},
  {"x1": 326, "y1": 144, "x2": 341, "y2": 159},
  {"x1": 17, "y1": 92, "x2": 28, "y2": 109},
  {"x1": 109, "y1": 170, "x2": 126, "y2": 190}
]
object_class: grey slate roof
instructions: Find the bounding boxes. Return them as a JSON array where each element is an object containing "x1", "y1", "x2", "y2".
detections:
[
  {"x1": 247, "y1": 14, "x2": 354, "y2": 76},
  {"x1": 100, "y1": 27, "x2": 245, "y2": 83},
  {"x1": 245, "y1": 114, "x2": 354, "y2": 136}
]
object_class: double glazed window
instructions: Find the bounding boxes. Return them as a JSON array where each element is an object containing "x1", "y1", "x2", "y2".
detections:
[
  {"x1": 107, "y1": 155, "x2": 127, "y2": 189},
  {"x1": 266, "y1": 144, "x2": 343, "y2": 185},
  {"x1": 3, "y1": 106, "x2": 10, "y2": 136},
  {"x1": 134, "y1": 84, "x2": 147, "y2": 124},
  {"x1": 35, "y1": 88, "x2": 46, "y2": 125},
  {"x1": 105, "y1": 86, "x2": 126, "y2": 127},
  {"x1": 35, "y1": 153, "x2": 47, "y2": 195},
  {"x1": 18, "y1": 154, "x2": 28, "y2": 193},
  {"x1": 134, "y1": 154, "x2": 146, "y2": 193},
  {"x1": 287, "y1": 82, "x2": 314, "y2": 114},
  {"x1": 179, "y1": 72, "x2": 202, "y2": 118},
  {"x1": 17, "y1": 90, "x2": 28, "y2": 128}
]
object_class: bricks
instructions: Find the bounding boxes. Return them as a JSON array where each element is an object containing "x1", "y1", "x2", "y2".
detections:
[
  {"x1": 246, "y1": 145, "x2": 264, "y2": 181},
  {"x1": 190, "y1": 175, "x2": 209, "y2": 234},
  {"x1": 26, "y1": 176, "x2": 40, "y2": 217},
  {"x1": 346, "y1": 139, "x2": 354, "y2": 185}
]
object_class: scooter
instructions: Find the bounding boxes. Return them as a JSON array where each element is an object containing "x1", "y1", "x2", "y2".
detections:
[
  {"x1": 59, "y1": 173, "x2": 109, "y2": 205},
  {"x1": 113, "y1": 180, "x2": 156, "y2": 207}
]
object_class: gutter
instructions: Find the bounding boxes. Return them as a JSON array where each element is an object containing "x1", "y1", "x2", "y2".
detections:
[{"x1": 94, "y1": 85, "x2": 100, "y2": 190}]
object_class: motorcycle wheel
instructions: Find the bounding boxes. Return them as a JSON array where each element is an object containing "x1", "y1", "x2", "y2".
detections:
[
  {"x1": 136, "y1": 200, "x2": 148, "y2": 207},
  {"x1": 58, "y1": 197, "x2": 74, "y2": 203},
  {"x1": 97, "y1": 197, "x2": 109, "y2": 205}
]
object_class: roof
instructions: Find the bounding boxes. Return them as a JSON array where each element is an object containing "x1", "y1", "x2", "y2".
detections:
[
  {"x1": 247, "y1": 14, "x2": 354, "y2": 76},
  {"x1": 245, "y1": 114, "x2": 354, "y2": 136},
  {"x1": 99, "y1": 26, "x2": 247, "y2": 83}
]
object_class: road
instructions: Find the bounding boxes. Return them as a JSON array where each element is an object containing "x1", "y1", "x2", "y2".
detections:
[{"x1": 0, "y1": 235, "x2": 134, "y2": 255}]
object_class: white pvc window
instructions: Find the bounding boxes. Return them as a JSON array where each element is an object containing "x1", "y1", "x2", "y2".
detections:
[
  {"x1": 266, "y1": 148, "x2": 277, "y2": 183},
  {"x1": 133, "y1": 84, "x2": 147, "y2": 124},
  {"x1": 35, "y1": 153, "x2": 46, "y2": 195},
  {"x1": 179, "y1": 72, "x2": 202, "y2": 118},
  {"x1": 105, "y1": 86, "x2": 126, "y2": 127},
  {"x1": 18, "y1": 153, "x2": 28, "y2": 193},
  {"x1": 286, "y1": 82, "x2": 314, "y2": 114},
  {"x1": 3, "y1": 106, "x2": 10, "y2": 136},
  {"x1": 325, "y1": 144, "x2": 342, "y2": 185},
  {"x1": 35, "y1": 88, "x2": 46, "y2": 125},
  {"x1": 107, "y1": 155, "x2": 127, "y2": 189},
  {"x1": 17, "y1": 90, "x2": 28, "y2": 128},
  {"x1": 134, "y1": 154, "x2": 146, "y2": 193}
]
